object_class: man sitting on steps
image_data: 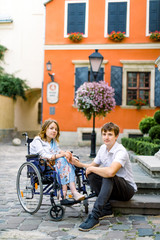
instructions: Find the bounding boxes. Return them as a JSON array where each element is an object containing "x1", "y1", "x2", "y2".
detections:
[{"x1": 71, "y1": 122, "x2": 137, "y2": 231}]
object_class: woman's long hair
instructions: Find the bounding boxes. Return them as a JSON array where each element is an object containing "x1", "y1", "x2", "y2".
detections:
[{"x1": 39, "y1": 119, "x2": 60, "y2": 142}]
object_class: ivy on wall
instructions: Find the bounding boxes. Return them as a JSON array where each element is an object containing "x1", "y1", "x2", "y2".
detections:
[{"x1": 0, "y1": 44, "x2": 29, "y2": 100}]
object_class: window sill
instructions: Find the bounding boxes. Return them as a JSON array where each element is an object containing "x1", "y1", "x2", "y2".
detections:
[{"x1": 120, "y1": 105, "x2": 156, "y2": 109}]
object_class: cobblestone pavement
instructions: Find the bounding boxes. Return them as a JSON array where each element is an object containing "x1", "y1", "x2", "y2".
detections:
[{"x1": 0, "y1": 142, "x2": 160, "y2": 240}]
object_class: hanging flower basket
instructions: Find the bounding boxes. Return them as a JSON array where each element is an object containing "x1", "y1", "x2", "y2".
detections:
[
  {"x1": 149, "y1": 31, "x2": 160, "y2": 41},
  {"x1": 108, "y1": 31, "x2": 125, "y2": 42},
  {"x1": 68, "y1": 32, "x2": 83, "y2": 42},
  {"x1": 75, "y1": 81, "x2": 116, "y2": 120},
  {"x1": 128, "y1": 98, "x2": 147, "y2": 110}
]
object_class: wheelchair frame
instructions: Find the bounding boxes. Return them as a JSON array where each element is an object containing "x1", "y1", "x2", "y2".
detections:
[{"x1": 16, "y1": 133, "x2": 94, "y2": 221}]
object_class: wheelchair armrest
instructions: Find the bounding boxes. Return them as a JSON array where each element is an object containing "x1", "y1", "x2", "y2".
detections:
[{"x1": 26, "y1": 154, "x2": 39, "y2": 159}]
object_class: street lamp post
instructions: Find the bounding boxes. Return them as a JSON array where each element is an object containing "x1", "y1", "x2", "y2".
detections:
[{"x1": 89, "y1": 49, "x2": 104, "y2": 158}]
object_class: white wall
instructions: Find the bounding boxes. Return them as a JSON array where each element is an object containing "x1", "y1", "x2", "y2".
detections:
[{"x1": 0, "y1": 0, "x2": 45, "y2": 89}]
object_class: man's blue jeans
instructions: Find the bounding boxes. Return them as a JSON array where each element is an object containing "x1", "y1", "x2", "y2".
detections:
[{"x1": 88, "y1": 173, "x2": 135, "y2": 219}]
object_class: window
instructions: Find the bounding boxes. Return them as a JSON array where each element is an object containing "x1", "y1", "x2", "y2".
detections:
[
  {"x1": 64, "y1": 0, "x2": 88, "y2": 38},
  {"x1": 127, "y1": 72, "x2": 150, "y2": 105},
  {"x1": 146, "y1": 0, "x2": 160, "y2": 35},
  {"x1": 111, "y1": 61, "x2": 159, "y2": 108},
  {"x1": 105, "y1": 0, "x2": 130, "y2": 37}
]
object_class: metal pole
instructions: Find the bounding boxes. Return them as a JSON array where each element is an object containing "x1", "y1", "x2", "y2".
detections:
[{"x1": 90, "y1": 111, "x2": 96, "y2": 158}]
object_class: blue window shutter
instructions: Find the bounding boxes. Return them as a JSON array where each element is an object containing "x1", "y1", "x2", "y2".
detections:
[
  {"x1": 108, "y1": 2, "x2": 127, "y2": 34},
  {"x1": 155, "y1": 67, "x2": 160, "y2": 106},
  {"x1": 149, "y1": 0, "x2": 160, "y2": 32},
  {"x1": 111, "y1": 66, "x2": 122, "y2": 105},
  {"x1": 75, "y1": 67, "x2": 88, "y2": 93},
  {"x1": 67, "y1": 3, "x2": 86, "y2": 34},
  {"x1": 90, "y1": 68, "x2": 104, "y2": 82}
]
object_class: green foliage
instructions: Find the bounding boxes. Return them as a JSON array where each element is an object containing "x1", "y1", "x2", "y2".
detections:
[
  {"x1": 154, "y1": 110, "x2": 160, "y2": 124},
  {"x1": 0, "y1": 44, "x2": 30, "y2": 100},
  {"x1": 121, "y1": 137, "x2": 160, "y2": 156},
  {"x1": 149, "y1": 125, "x2": 160, "y2": 140},
  {"x1": 139, "y1": 116, "x2": 157, "y2": 134},
  {"x1": 0, "y1": 73, "x2": 29, "y2": 100},
  {"x1": 0, "y1": 45, "x2": 7, "y2": 61}
]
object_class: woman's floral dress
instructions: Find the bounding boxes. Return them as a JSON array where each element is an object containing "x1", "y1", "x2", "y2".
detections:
[{"x1": 50, "y1": 140, "x2": 76, "y2": 185}]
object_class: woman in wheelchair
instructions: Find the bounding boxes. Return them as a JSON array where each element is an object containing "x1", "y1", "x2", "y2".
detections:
[{"x1": 30, "y1": 118, "x2": 85, "y2": 202}]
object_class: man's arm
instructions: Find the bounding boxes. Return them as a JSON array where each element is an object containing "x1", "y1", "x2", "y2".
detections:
[
  {"x1": 70, "y1": 157, "x2": 99, "y2": 169},
  {"x1": 86, "y1": 161, "x2": 122, "y2": 178}
]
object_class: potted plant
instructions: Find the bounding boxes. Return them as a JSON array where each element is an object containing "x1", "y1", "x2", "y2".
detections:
[
  {"x1": 75, "y1": 81, "x2": 116, "y2": 120},
  {"x1": 68, "y1": 32, "x2": 83, "y2": 42},
  {"x1": 108, "y1": 31, "x2": 125, "y2": 42},
  {"x1": 149, "y1": 31, "x2": 160, "y2": 41},
  {"x1": 129, "y1": 98, "x2": 147, "y2": 110}
]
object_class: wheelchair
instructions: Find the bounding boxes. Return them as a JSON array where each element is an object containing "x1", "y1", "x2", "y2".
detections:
[{"x1": 16, "y1": 133, "x2": 95, "y2": 221}]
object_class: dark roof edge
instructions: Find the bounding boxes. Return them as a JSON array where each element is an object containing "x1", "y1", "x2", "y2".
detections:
[{"x1": 44, "y1": 0, "x2": 53, "y2": 6}]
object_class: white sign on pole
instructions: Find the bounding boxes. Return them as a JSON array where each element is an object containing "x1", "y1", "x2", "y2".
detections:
[{"x1": 47, "y1": 82, "x2": 59, "y2": 104}]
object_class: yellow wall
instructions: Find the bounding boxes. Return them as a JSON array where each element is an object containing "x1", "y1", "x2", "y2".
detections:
[
  {"x1": 0, "y1": 95, "x2": 14, "y2": 129},
  {"x1": 14, "y1": 89, "x2": 41, "y2": 132}
]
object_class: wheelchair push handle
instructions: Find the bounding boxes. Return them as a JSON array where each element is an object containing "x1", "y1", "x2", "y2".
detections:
[{"x1": 22, "y1": 132, "x2": 28, "y2": 141}]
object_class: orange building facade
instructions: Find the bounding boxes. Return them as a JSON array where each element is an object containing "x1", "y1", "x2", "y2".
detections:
[{"x1": 43, "y1": 0, "x2": 160, "y2": 144}]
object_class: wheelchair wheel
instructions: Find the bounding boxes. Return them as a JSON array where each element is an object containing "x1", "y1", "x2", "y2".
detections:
[
  {"x1": 83, "y1": 199, "x2": 89, "y2": 214},
  {"x1": 50, "y1": 205, "x2": 64, "y2": 221},
  {"x1": 16, "y1": 162, "x2": 43, "y2": 214}
]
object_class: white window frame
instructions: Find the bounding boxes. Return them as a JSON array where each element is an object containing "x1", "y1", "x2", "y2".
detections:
[
  {"x1": 120, "y1": 60, "x2": 156, "y2": 108},
  {"x1": 146, "y1": 0, "x2": 160, "y2": 36},
  {"x1": 104, "y1": 0, "x2": 130, "y2": 38},
  {"x1": 146, "y1": 0, "x2": 150, "y2": 36},
  {"x1": 64, "y1": 0, "x2": 89, "y2": 38}
]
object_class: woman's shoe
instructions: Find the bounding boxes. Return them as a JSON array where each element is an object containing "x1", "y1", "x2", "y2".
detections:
[{"x1": 72, "y1": 191, "x2": 85, "y2": 201}]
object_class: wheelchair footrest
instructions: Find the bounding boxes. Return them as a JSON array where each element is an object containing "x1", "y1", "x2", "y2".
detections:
[
  {"x1": 85, "y1": 193, "x2": 96, "y2": 199},
  {"x1": 60, "y1": 199, "x2": 81, "y2": 206}
]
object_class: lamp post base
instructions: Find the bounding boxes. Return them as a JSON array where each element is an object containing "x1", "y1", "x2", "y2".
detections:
[{"x1": 90, "y1": 131, "x2": 96, "y2": 158}]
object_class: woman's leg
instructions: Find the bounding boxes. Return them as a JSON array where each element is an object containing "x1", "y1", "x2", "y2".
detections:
[{"x1": 69, "y1": 182, "x2": 85, "y2": 201}]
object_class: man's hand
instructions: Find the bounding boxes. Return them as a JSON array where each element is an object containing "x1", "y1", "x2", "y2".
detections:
[
  {"x1": 69, "y1": 156, "x2": 79, "y2": 165},
  {"x1": 86, "y1": 166, "x2": 93, "y2": 177}
]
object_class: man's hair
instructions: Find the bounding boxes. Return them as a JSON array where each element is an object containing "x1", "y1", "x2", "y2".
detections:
[
  {"x1": 39, "y1": 119, "x2": 60, "y2": 142},
  {"x1": 101, "y1": 122, "x2": 119, "y2": 136}
]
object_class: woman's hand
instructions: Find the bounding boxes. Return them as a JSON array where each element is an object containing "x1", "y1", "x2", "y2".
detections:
[{"x1": 64, "y1": 151, "x2": 72, "y2": 162}]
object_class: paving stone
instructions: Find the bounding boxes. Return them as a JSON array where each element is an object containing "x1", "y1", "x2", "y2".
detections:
[
  {"x1": 129, "y1": 216, "x2": 146, "y2": 221},
  {"x1": 106, "y1": 230, "x2": 126, "y2": 239},
  {"x1": 132, "y1": 224, "x2": 152, "y2": 229},
  {"x1": 136, "y1": 237, "x2": 154, "y2": 240},
  {"x1": 138, "y1": 228, "x2": 154, "y2": 237},
  {"x1": 155, "y1": 234, "x2": 160, "y2": 240},
  {"x1": 0, "y1": 219, "x2": 5, "y2": 223},
  {"x1": 19, "y1": 224, "x2": 40, "y2": 231},
  {"x1": 112, "y1": 224, "x2": 131, "y2": 231}
]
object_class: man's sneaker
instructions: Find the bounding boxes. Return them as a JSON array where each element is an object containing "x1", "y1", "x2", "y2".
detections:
[
  {"x1": 78, "y1": 214, "x2": 92, "y2": 229},
  {"x1": 99, "y1": 211, "x2": 114, "y2": 220},
  {"x1": 79, "y1": 214, "x2": 100, "y2": 231}
]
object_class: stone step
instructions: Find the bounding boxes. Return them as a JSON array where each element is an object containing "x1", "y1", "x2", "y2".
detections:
[
  {"x1": 111, "y1": 194, "x2": 160, "y2": 215},
  {"x1": 129, "y1": 151, "x2": 160, "y2": 178},
  {"x1": 136, "y1": 155, "x2": 160, "y2": 178},
  {"x1": 132, "y1": 163, "x2": 160, "y2": 194}
]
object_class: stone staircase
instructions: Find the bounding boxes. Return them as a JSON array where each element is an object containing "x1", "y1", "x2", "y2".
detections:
[{"x1": 111, "y1": 151, "x2": 160, "y2": 215}]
